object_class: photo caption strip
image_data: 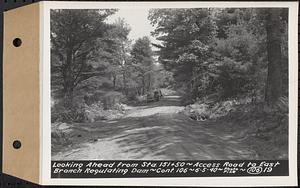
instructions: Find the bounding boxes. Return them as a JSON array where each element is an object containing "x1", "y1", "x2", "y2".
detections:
[{"x1": 51, "y1": 160, "x2": 288, "y2": 178}]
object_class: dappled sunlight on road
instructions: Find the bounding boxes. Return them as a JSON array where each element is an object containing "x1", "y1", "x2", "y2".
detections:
[
  {"x1": 125, "y1": 106, "x2": 184, "y2": 118},
  {"x1": 124, "y1": 95, "x2": 184, "y2": 117},
  {"x1": 52, "y1": 95, "x2": 257, "y2": 160},
  {"x1": 164, "y1": 95, "x2": 181, "y2": 99}
]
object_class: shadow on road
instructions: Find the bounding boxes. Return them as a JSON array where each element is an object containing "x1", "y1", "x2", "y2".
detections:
[
  {"x1": 52, "y1": 95, "x2": 257, "y2": 160},
  {"x1": 132, "y1": 95, "x2": 183, "y2": 108}
]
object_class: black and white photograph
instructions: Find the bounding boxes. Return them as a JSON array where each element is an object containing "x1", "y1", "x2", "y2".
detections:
[{"x1": 50, "y1": 6, "x2": 290, "y2": 161}]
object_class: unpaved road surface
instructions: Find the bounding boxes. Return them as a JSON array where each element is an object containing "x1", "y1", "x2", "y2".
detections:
[{"x1": 52, "y1": 96, "x2": 257, "y2": 160}]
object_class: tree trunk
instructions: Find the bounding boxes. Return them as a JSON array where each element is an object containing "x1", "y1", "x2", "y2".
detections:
[
  {"x1": 142, "y1": 75, "x2": 145, "y2": 95},
  {"x1": 148, "y1": 73, "x2": 152, "y2": 92},
  {"x1": 113, "y1": 74, "x2": 117, "y2": 90},
  {"x1": 122, "y1": 70, "x2": 127, "y2": 94},
  {"x1": 62, "y1": 46, "x2": 75, "y2": 105},
  {"x1": 265, "y1": 8, "x2": 283, "y2": 104}
]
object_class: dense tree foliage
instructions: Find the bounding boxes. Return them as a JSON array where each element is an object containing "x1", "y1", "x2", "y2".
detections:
[
  {"x1": 149, "y1": 9, "x2": 217, "y2": 101},
  {"x1": 131, "y1": 37, "x2": 155, "y2": 95},
  {"x1": 51, "y1": 9, "x2": 117, "y2": 103},
  {"x1": 51, "y1": 9, "x2": 161, "y2": 122},
  {"x1": 149, "y1": 8, "x2": 288, "y2": 104}
]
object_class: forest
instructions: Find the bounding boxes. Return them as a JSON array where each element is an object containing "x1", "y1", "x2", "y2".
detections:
[{"x1": 51, "y1": 8, "x2": 288, "y2": 160}]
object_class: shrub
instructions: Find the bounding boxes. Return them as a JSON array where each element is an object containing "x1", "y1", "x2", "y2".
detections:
[
  {"x1": 102, "y1": 91, "x2": 125, "y2": 110},
  {"x1": 183, "y1": 97, "x2": 253, "y2": 121},
  {"x1": 51, "y1": 98, "x2": 86, "y2": 123},
  {"x1": 83, "y1": 101, "x2": 106, "y2": 122}
]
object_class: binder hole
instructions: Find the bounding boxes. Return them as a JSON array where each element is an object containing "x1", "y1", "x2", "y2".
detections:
[
  {"x1": 13, "y1": 140, "x2": 21, "y2": 149},
  {"x1": 13, "y1": 38, "x2": 22, "y2": 47}
]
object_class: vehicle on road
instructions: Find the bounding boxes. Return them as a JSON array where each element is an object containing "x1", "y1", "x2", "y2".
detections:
[{"x1": 147, "y1": 89, "x2": 163, "y2": 103}]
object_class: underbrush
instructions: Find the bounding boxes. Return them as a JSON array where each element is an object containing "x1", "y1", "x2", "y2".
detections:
[
  {"x1": 84, "y1": 101, "x2": 125, "y2": 122},
  {"x1": 51, "y1": 91, "x2": 127, "y2": 123},
  {"x1": 183, "y1": 97, "x2": 252, "y2": 121},
  {"x1": 52, "y1": 101, "x2": 126, "y2": 123},
  {"x1": 183, "y1": 96, "x2": 288, "y2": 159}
]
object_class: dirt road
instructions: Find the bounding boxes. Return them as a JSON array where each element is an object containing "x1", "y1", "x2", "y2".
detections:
[{"x1": 52, "y1": 96, "x2": 257, "y2": 160}]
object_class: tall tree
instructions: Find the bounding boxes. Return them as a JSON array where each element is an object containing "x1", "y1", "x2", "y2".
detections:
[
  {"x1": 131, "y1": 37, "x2": 155, "y2": 95},
  {"x1": 51, "y1": 9, "x2": 116, "y2": 103},
  {"x1": 100, "y1": 18, "x2": 131, "y2": 90},
  {"x1": 149, "y1": 8, "x2": 216, "y2": 100},
  {"x1": 265, "y1": 8, "x2": 283, "y2": 104},
  {"x1": 211, "y1": 8, "x2": 267, "y2": 100}
]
